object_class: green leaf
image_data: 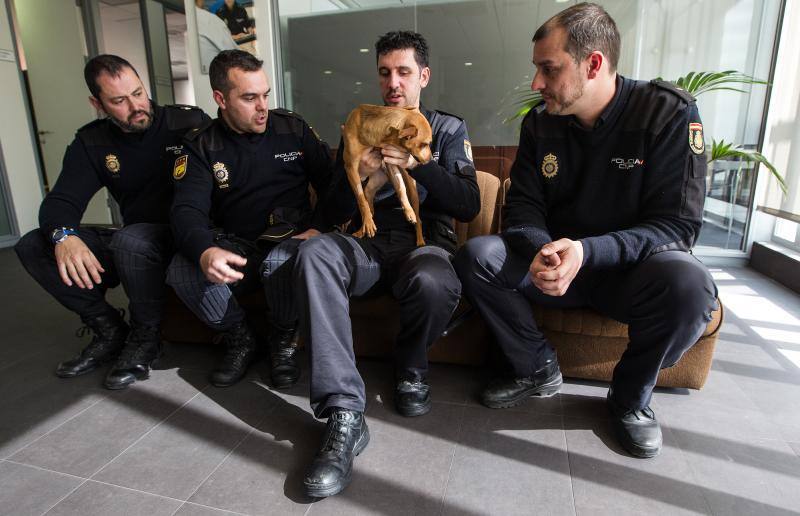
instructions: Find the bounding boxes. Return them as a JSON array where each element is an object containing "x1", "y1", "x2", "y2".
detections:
[
  {"x1": 670, "y1": 70, "x2": 768, "y2": 97},
  {"x1": 709, "y1": 139, "x2": 787, "y2": 195}
]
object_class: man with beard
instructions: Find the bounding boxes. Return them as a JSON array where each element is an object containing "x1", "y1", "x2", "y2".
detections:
[
  {"x1": 455, "y1": 2, "x2": 718, "y2": 458},
  {"x1": 296, "y1": 31, "x2": 480, "y2": 498},
  {"x1": 15, "y1": 55, "x2": 208, "y2": 389},
  {"x1": 167, "y1": 50, "x2": 333, "y2": 389}
]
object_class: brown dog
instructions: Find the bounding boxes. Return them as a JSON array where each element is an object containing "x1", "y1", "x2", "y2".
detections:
[{"x1": 342, "y1": 104, "x2": 433, "y2": 246}]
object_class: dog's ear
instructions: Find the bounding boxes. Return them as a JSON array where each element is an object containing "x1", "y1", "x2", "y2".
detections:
[{"x1": 399, "y1": 125, "x2": 418, "y2": 139}]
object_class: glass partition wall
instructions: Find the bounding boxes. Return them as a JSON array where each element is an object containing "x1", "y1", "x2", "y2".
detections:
[{"x1": 276, "y1": 0, "x2": 783, "y2": 253}]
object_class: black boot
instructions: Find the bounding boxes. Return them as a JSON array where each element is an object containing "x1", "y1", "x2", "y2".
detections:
[
  {"x1": 56, "y1": 312, "x2": 129, "y2": 378},
  {"x1": 481, "y1": 356, "x2": 562, "y2": 408},
  {"x1": 607, "y1": 391, "x2": 662, "y2": 458},
  {"x1": 269, "y1": 325, "x2": 300, "y2": 389},
  {"x1": 395, "y1": 378, "x2": 431, "y2": 417},
  {"x1": 210, "y1": 321, "x2": 258, "y2": 387},
  {"x1": 304, "y1": 409, "x2": 370, "y2": 498},
  {"x1": 104, "y1": 324, "x2": 162, "y2": 390}
]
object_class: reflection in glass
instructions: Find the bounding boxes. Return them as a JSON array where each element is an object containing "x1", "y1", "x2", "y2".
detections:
[{"x1": 194, "y1": 0, "x2": 257, "y2": 74}]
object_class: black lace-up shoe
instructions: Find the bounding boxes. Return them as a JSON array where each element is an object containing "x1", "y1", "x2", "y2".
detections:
[
  {"x1": 104, "y1": 324, "x2": 162, "y2": 390},
  {"x1": 481, "y1": 356, "x2": 562, "y2": 408},
  {"x1": 210, "y1": 322, "x2": 258, "y2": 387},
  {"x1": 304, "y1": 409, "x2": 370, "y2": 498},
  {"x1": 607, "y1": 391, "x2": 662, "y2": 458},
  {"x1": 395, "y1": 379, "x2": 431, "y2": 417},
  {"x1": 56, "y1": 312, "x2": 129, "y2": 378},
  {"x1": 269, "y1": 325, "x2": 299, "y2": 389}
]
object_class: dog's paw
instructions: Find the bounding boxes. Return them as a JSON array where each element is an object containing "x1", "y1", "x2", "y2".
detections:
[
  {"x1": 403, "y1": 209, "x2": 417, "y2": 224},
  {"x1": 364, "y1": 220, "x2": 377, "y2": 238},
  {"x1": 416, "y1": 237, "x2": 426, "y2": 247},
  {"x1": 353, "y1": 228, "x2": 365, "y2": 238}
]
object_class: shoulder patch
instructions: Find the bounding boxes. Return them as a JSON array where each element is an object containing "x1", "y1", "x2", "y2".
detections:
[
  {"x1": 650, "y1": 79, "x2": 696, "y2": 104},
  {"x1": 173, "y1": 155, "x2": 188, "y2": 180}
]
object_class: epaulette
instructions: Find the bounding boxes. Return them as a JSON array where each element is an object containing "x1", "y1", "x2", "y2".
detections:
[
  {"x1": 650, "y1": 79, "x2": 696, "y2": 103},
  {"x1": 271, "y1": 108, "x2": 305, "y2": 121},
  {"x1": 76, "y1": 118, "x2": 113, "y2": 146},
  {"x1": 76, "y1": 117, "x2": 107, "y2": 134},
  {"x1": 184, "y1": 117, "x2": 215, "y2": 142},
  {"x1": 434, "y1": 109, "x2": 465, "y2": 122},
  {"x1": 168, "y1": 104, "x2": 203, "y2": 112}
]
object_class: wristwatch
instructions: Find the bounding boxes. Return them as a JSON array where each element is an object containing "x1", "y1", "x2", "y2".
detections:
[{"x1": 51, "y1": 227, "x2": 78, "y2": 244}]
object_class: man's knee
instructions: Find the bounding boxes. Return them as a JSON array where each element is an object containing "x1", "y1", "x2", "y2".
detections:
[
  {"x1": 14, "y1": 229, "x2": 48, "y2": 261},
  {"x1": 454, "y1": 234, "x2": 506, "y2": 287},
  {"x1": 637, "y1": 253, "x2": 717, "y2": 321},
  {"x1": 165, "y1": 253, "x2": 198, "y2": 289},
  {"x1": 295, "y1": 234, "x2": 349, "y2": 273},
  {"x1": 260, "y1": 238, "x2": 301, "y2": 280},
  {"x1": 111, "y1": 223, "x2": 167, "y2": 258}
]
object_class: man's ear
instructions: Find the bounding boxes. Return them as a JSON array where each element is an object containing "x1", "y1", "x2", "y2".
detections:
[
  {"x1": 88, "y1": 96, "x2": 104, "y2": 115},
  {"x1": 586, "y1": 52, "x2": 604, "y2": 79},
  {"x1": 419, "y1": 66, "x2": 431, "y2": 88},
  {"x1": 212, "y1": 89, "x2": 226, "y2": 109},
  {"x1": 399, "y1": 125, "x2": 418, "y2": 139}
]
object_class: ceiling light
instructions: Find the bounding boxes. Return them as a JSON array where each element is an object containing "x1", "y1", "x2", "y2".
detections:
[
  {"x1": 355, "y1": 81, "x2": 362, "y2": 85},
  {"x1": 323, "y1": 70, "x2": 333, "y2": 75},
  {"x1": 359, "y1": 48, "x2": 369, "y2": 53},
  {"x1": 464, "y1": 62, "x2": 473, "y2": 66}
]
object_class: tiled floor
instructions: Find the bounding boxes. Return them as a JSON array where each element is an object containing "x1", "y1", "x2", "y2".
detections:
[{"x1": 1, "y1": 247, "x2": 800, "y2": 516}]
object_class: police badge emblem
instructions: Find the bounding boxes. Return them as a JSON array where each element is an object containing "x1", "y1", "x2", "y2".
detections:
[
  {"x1": 689, "y1": 123, "x2": 704, "y2": 155},
  {"x1": 541, "y1": 153, "x2": 558, "y2": 178},
  {"x1": 105, "y1": 154, "x2": 120, "y2": 174},
  {"x1": 173, "y1": 155, "x2": 187, "y2": 180},
  {"x1": 213, "y1": 162, "x2": 230, "y2": 188}
]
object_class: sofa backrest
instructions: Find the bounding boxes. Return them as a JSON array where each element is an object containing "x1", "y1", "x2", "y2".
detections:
[{"x1": 454, "y1": 170, "x2": 501, "y2": 247}]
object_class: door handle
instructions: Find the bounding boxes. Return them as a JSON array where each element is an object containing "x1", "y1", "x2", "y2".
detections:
[{"x1": 37, "y1": 130, "x2": 53, "y2": 136}]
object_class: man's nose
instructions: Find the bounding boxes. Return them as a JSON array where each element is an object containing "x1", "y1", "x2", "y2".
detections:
[{"x1": 531, "y1": 71, "x2": 545, "y2": 91}]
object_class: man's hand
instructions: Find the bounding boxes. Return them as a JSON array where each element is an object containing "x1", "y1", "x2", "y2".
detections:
[
  {"x1": 358, "y1": 147, "x2": 384, "y2": 179},
  {"x1": 381, "y1": 144, "x2": 417, "y2": 170},
  {"x1": 55, "y1": 235, "x2": 105, "y2": 289},
  {"x1": 530, "y1": 238, "x2": 584, "y2": 296},
  {"x1": 199, "y1": 246, "x2": 246, "y2": 284},
  {"x1": 292, "y1": 228, "x2": 321, "y2": 241}
]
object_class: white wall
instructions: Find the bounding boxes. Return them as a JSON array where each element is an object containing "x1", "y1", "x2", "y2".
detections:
[
  {"x1": 0, "y1": 2, "x2": 43, "y2": 235},
  {"x1": 99, "y1": 1, "x2": 151, "y2": 98}
]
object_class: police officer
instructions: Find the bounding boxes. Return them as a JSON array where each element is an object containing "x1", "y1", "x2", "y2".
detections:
[
  {"x1": 167, "y1": 50, "x2": 333, "y2": 389},
  {"x1": 297, "y1": 31, "x2": 480, "y2": 498},
  {"x1": 455, "y1": 3, "x2": 718, "y2": 459},
  {"x1": 14, "y1": 55, "x2": 208, "y2": 389}
]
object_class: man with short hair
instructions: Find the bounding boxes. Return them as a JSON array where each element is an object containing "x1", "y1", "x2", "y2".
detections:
[
  {"x1": 455, "y1": 2, "x2": 718, "y2": 458},
  {"x1": 167, "y1": 49, "x2": 333, "y2": 389},
  {"x1": 15, "y1": 54, "x2": 208, "y2": 389},
  {"x1": 297, "y1": 30, "x2": 480, "y2": 498}
]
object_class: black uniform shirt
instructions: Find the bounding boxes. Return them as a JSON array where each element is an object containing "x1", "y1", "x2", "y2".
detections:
[
  {"x1": 325, "y1": 106, "x2": 480, "y2": 250},
  {"x1": 216, "y1": 3, "x2": 252, "y2": 35},
  {"x1": 503, "y1": 76, "x2": 707, "y2": 270},
  {"x1": 171, "y1": 109, "x2": 334, "y2": 263},
  {"x1": 39, "y1": 103, "x2": 209, "y2": 238}
]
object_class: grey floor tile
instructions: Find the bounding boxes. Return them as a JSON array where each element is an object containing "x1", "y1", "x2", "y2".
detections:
[
  {"x1": 442, "y1": 407, "x2": 573, "y2": 516},
  {"x1": 565, "y1": 417, "x2": 711, "y2": 515},
  {"x1": 0, "y1": 377, "x2": 106, "y2": 459},
  {"x1": 789, "y1": 441, "x2": 800, "y2": 457},
  {"x1": 0, "y1": 460, "x2": 83, "y2": 516},
  {"x1": 188, "y1": 394, "x2": 317, "y2": 515},
  {"x1": 174, "y1": 502, "x2": 248, "y2": 515},
  {"x1": 309, "y1": 400, "x2": 464, "y2": 515},
  {"x1": 673, "y1": 433, "x2": 800, "y2": 515},
  {"x1": 93, "y1": 381, "x2": 277, "y2": 500},
  {"x1": 47, "y1": 480, "x2": 182, "y2": 516},
  {"x1": 558, "y1": 380, "x2": 609, "y2": 419},
  {"x1": 9, "y1": 370, "x2": 203, "y2": 477}
]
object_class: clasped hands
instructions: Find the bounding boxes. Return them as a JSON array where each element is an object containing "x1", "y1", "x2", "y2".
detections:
[{"x1": 530, "y1": 238, "x2": 584, "y2": 296}]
